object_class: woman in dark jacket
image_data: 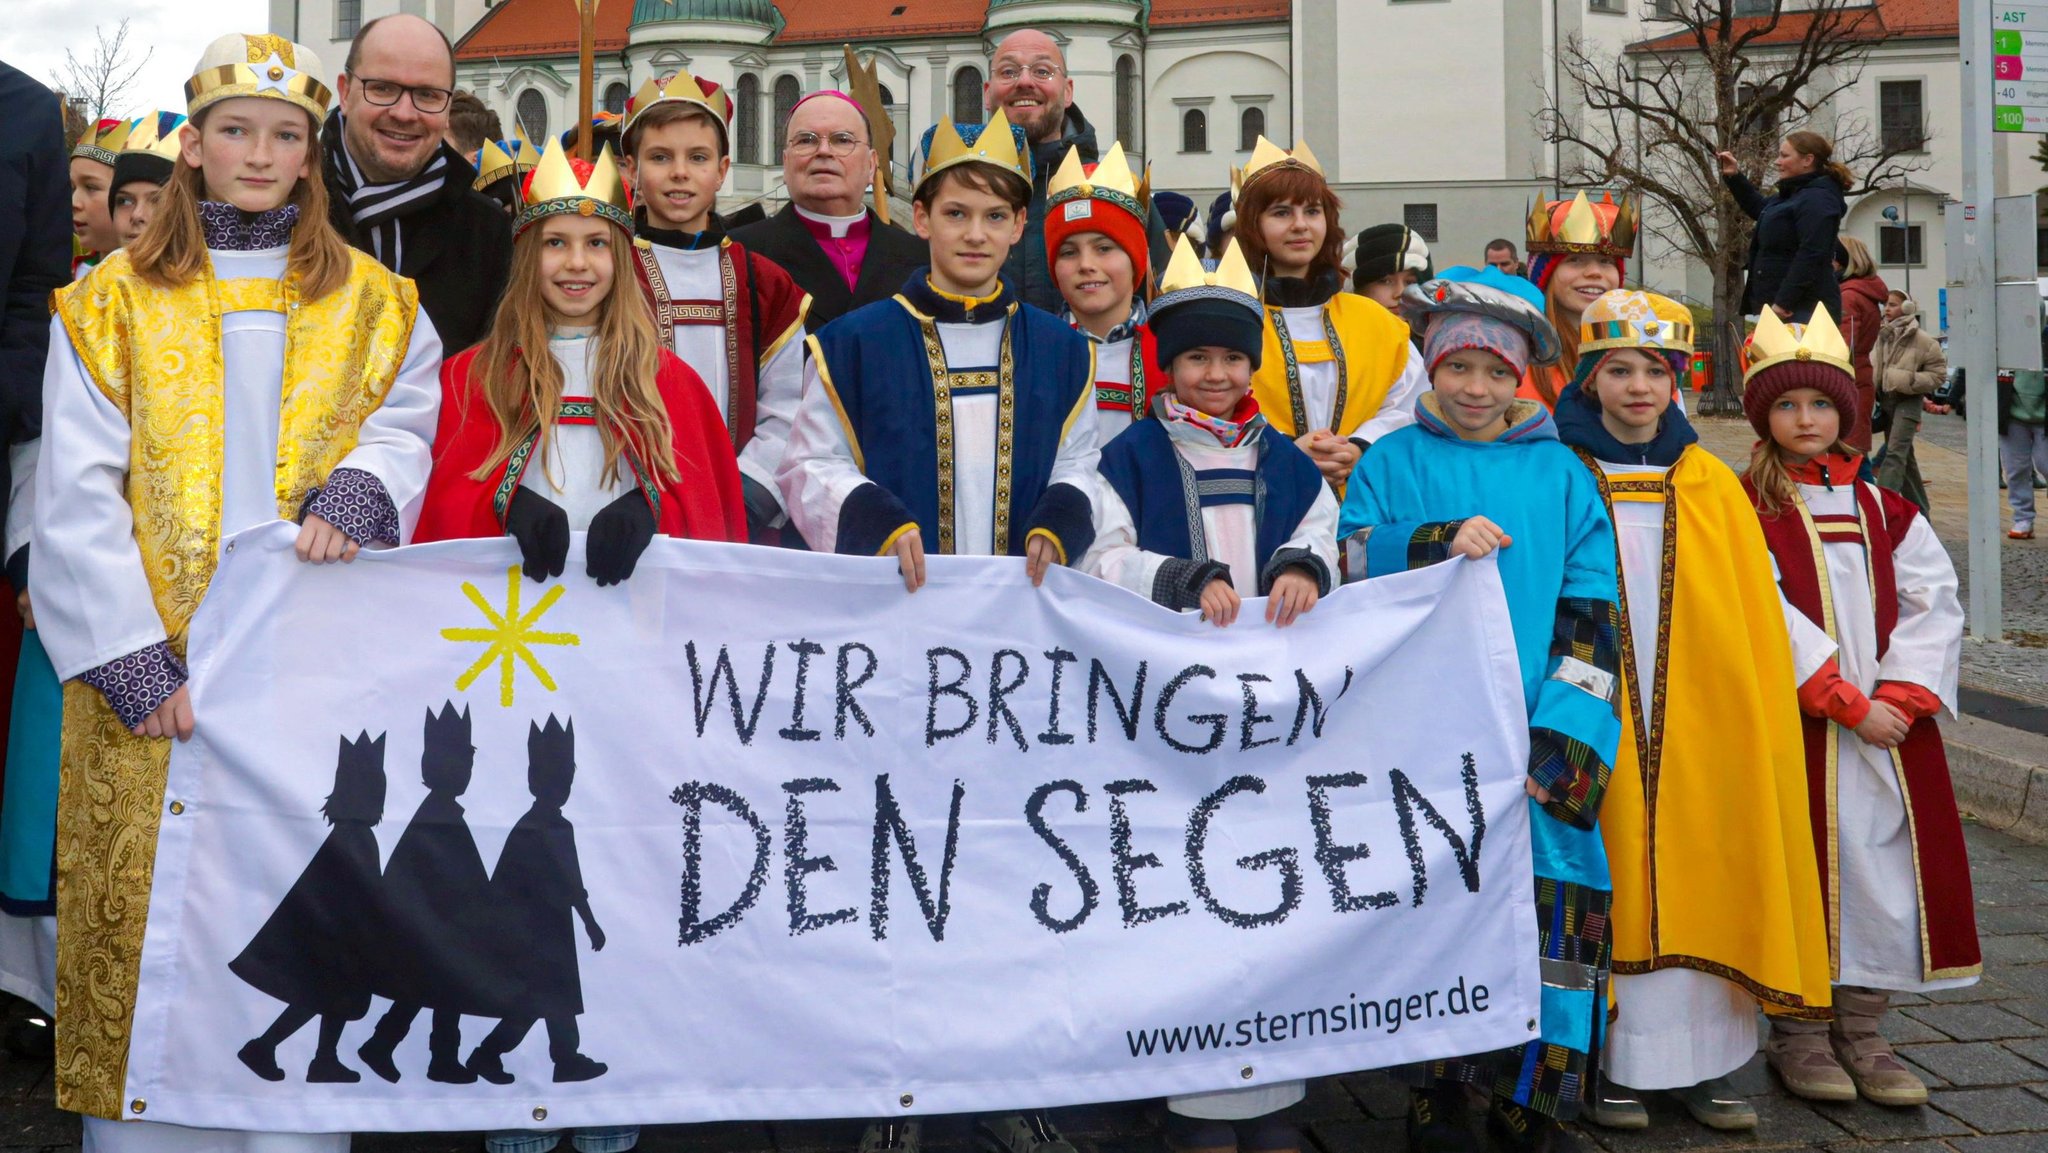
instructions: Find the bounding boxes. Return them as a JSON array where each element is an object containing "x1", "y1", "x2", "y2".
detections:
[{"x1": 1718, "y1": 130, "x2": 1851, "y2": 324}]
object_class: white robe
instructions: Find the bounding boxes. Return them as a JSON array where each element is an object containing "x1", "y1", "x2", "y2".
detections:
[
  {"x1": 518, "y1": 334, "x2": 627, "y2": 531},
  {"x1": 1084, "y1": 432, "x2": 1340, "y2": 602},
  {"x1": 646, "y1": 242, "x2": 804, "y2": 520},
  {"x1": 1594, "y1": 461, "x2": 1760, "y2": 1090},
  {"x1": 780, "y1": 311, "x2": 1101, "y2": 556},
  {"x1": 1778, "y1": 481, "x2": 1970, "y2": 994},
  {"x1": 1089, "y1": 332, "x2": 1139, "y2": 444},
  {"x1": 33, "y1": 246, "x2": 443, "y2": 683},
  {"x1": 1277, "y1": 305, "x2": 1427, "y2": 443}
]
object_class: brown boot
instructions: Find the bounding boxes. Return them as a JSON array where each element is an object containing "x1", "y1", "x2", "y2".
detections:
[
  {"x1": 1832, "y1": 987, "x2": 1929, "y2": 1107},
  {"x1": 1765, "y1": 1015, "x2": 1857, "y2": 1102}
]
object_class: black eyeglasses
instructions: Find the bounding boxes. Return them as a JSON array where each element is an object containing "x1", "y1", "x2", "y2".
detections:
[{"x1": 353, "y1": 76, "x2": 454, "y2": 115}]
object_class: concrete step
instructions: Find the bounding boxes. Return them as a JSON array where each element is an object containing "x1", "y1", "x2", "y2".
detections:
[{"x1": 1948, "y1": 711, "x2": 2048, "y2": 843}]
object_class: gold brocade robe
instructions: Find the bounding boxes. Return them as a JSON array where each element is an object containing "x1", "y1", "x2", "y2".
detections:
[
  {"x1": 1251, "y1": 293, "x2": 1409, "y2": 450},
  {"x1": 49, "y1": 248, "x2": 418, "y2": 1119},
  {"x1": 1582, "y1": 444, "x2": 1834, "y2": 1019}
]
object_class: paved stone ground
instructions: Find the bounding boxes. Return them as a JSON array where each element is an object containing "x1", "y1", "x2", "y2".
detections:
[{"x1": 6, "y1": 412, "x2": 2047, "y2": 1152}]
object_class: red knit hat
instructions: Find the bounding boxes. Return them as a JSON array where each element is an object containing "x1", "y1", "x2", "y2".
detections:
[
  {"x1": 1741, "y1": 360, "x2": 1859, "y2": 438},
  {"x1": 1043, "y1": 146, "x2": 1149, "y2": 289}
]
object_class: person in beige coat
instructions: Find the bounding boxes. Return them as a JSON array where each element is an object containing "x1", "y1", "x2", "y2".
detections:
[{"x1": 1872, "y1": 291, "x2": 1947, "y2": 512}]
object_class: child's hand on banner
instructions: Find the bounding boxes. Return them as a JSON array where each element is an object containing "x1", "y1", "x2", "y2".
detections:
[
  {"x1": 1450, "y1": 516, "x2": 1511, "y2": 560},
  {"x1": 1199, "y1": 576, "x2": 1240, "y2": 627},
  {"x1": 1266, "y1": 568, "x2": 1320, "y2": 628},
  {"x1": 1025, "y1": 532, "x2": 1061, "y2": 587},
  {"x1": 893, "y1": 527, "x2": 927, "y2": 593},
  {"x1": 295, "y1": 514, "x2": 362, "y2": 565}
]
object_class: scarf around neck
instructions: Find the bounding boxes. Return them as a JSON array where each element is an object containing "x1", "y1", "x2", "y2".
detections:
[
  {"x1": 198, "y1": 202, "x2": 299, "y2": 251},
  {"x1": 324, "y1": 110, "x2": 450, "y2": 271},
  {"x1": 1162, "y1": 393, "x2": 1264, "y2": 449}
]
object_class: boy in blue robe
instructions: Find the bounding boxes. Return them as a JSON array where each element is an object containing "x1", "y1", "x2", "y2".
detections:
[
  {"x1": 1086, "y1": 236, "x2": 1336, "y2": 632},
  {"x1": 778, "y1": 109, "x2": 1098, "y2": 590},
  {"x1": 1338, "y1": 279, "x2": 1622, "y2": 1153}
]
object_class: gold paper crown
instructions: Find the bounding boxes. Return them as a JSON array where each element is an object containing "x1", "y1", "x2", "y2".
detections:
[
  {"x1": 71, "y1": 117, "x2": 134, "y2": 165},
  {"x1": 1743, "y1": 305, "x2": 1853, "y2": 384},
  {"x1": 1579, "y1": 289, "x2": 1694, "y2": 357},
  {"x1": 1155, "y1": 236, "x2": 1260, "y2": 301},
  {"x1": 622, "y1": 66, "x2": 734, "y2": 139},
  {"x1": 513, "y1": 137, "x2": 635, "y2": 236},
  {"x1": 1046, "y1": 141, "x2": 1145, "y2": 221},
  {"x1": 1526, "y1": 190, "x2": 1638, "y2": 259},
  {"x1": 916, "y1": 109, "x2": 1030, "y2": 192},
  {"x1": 474, "y1": 129, "x2": 538, "y2": 194},
  {"x1": 184, "y1": 33, "x2": 332, "y2": 124},
  {"x1": 1234, "y1": 136, "x2": 1323, "y2": 197},
  {"x1": 120, "y1": 112, "x2": 187, "y2": 164}
]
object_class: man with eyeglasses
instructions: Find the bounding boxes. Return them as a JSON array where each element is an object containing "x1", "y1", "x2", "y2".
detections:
[
  {"x1": 984, "y1": 29, "x2": 1168, "y2": 314},
  {"x1": 321, "y1": 13, "x2": 513, "y2": 352},
  {"x1": 730, "y1": 90, "x2": 928, "y2": 330}
]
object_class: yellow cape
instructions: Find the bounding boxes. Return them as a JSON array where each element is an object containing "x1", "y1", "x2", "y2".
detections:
[
  {"x1": 1586, "y1": 444, "x2": 1833, "y2": 1018},
  {"x1": 1252, "y1": 292, "x2": 1409, "y2": 442}
]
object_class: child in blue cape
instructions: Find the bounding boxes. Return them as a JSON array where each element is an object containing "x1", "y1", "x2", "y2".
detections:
[{"x1": 1338, "y1": 279, "x2": 1622, "y2": 1153}]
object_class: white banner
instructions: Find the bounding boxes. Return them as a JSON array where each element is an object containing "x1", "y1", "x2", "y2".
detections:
[{"x1": 126, "y1": 525, "x2": 1538, "y2": 1132}]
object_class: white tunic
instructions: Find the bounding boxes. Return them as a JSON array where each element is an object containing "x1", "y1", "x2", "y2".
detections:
[
  {"x1": 1091, "y1": 332, "x2": 1138, "y2": 443},
  {"x1": 780, "y1": 311, "x2": 1101, "y2": 556},
  {"x1": 1594, "y1": 459, "x2": 1761, "y2": 1089},
  {"x1": 1779, "y1": 481, "x2": 1970, "y2": 993},
  {"x1": 1277, "y1": 305, "x2": 1427, "y2": 444},
  {"x1": 647, "y1": 242, "x2": 805, "y2": 517},
  {"x1": 519, "y1": 334, "x2": 626, "y2": 531},
  {"x1": 33, "y1": 246, "x2": 444, "y2": 682},
  {"x1": 1084, "y1": 432, "x2": 1340, "y2": 601}
]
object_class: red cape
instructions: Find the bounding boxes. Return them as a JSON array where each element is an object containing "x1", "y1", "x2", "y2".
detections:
[{"x1": 415, "y1": 345, "x2": 748, "y2": 545}]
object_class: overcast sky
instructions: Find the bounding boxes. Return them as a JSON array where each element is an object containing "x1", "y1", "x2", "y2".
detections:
[{"x1": 0, "y1": 0, "x2": 270, "y2": 118}]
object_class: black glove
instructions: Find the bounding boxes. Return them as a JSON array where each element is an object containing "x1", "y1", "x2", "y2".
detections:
[
  {"x1": 586, "y1": 490, "x2": 657, "y2": 586},
  {"x1": 505, "y1": 487, "x2": 570, "y2": 582}
]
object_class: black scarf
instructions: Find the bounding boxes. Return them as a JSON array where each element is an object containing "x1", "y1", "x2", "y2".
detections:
[
  {"x1": 1260, "y1": 268, "x2": 1343, "y2": 309},
  {"x1": 322, "y1": 109, "x2": 449, "y2": 272}
]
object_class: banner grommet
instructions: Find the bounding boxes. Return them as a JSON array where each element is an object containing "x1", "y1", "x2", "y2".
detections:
[
  {"x1": 899, "y1": 1094, "x2": 914, "y2": 1108},
  {"x1": 1240, "y1": 1067, "x2": 1253, "y2": 1080},
  {"x1": 533, "y1": 1107, "x2": 548, "y2": 1122},
  {"x1": 129, "y1": 1100, "x2": 146, "y2": 1115}
]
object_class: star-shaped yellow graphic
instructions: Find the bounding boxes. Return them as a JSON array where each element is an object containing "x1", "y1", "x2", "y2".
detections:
[{"x1": 441, "y1": 566, "x2": 581, "y2": 707}]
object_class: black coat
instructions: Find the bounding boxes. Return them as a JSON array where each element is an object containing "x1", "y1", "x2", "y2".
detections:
[
  {"x1": 1002, "y1": 103, "x2": 1171, "y2": 314},
  {"x1": 1726, "y1": 168, "x2": 1846, "y2": 323},
  {"x1": 0, "y1": 62, "x2": 68, "y2": 499},
  {"x1": 229, "y1": 823, "x2": 383, "y2": 1018},
  {"x1": 483, "y1": 805, "x2": 588, "y2": 1019},
  {"x1": 321, "y1": 116, "x2": 514, "y2": 354},
  {"x1": 729, "y1": 204, "x2": 928, "y2": 331}
]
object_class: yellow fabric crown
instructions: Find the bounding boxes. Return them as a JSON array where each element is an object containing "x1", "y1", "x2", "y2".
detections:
[
  {"x1": 1580, "y1": 290, "x2": 1694, "y2": 357},
  {"x1": 1235, "y1": 136, "x2": 1323, "y2": 196},
  {"x1": 474, "y1": 128, "x2": 538, "y2": 195},
  {"x1": 185, "y1": 33, "x2": 332, "y2": 124},
  {"x1": 1156, "y1": 236, "x2": 1259, "y2": 300},
  {"x1": 1744, "y1": 304, "x2": 1854, "y2": 384}
]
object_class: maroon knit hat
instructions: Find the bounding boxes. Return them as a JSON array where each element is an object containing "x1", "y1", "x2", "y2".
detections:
[{"x1": 1741, "y1": 359, "x2": 1859, "y2": 438}]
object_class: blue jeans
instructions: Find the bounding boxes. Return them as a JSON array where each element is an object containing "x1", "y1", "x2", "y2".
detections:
[{"x1": 484, "y1": 1127, "x2": 639, "y2": 1153}]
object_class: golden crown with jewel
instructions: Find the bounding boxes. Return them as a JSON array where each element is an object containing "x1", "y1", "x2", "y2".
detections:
[
  {"x1": 1046, "y1": 141, "x2": 1146, "y2": 220},
  {"x1": 1743, "y1": 303, "x2": 1853, "y2": 384},
  {"x1": 120, "y1": 112, "x2": 187, "y2": 164},
  {"x1": 513, "y1": 136, "x2": 635, "y2": 236},
  {"x1": 1526, "y1": 190, "x2": 1638, "y2": 259},
  {"x1": 1233, "y1": 136, "x2": 1323, "y2": 198},
  {"x1": 1153, "y1": 236, "x2": 1260, "y2": 307},
  {"x1": 71, "y1": 117, "x2": 135, "y2": 166},
  {"x1": 622, "y1": 66, "x2": 734, "y2": 139},
  {"x1": 915, "y1": 109, "x2": 1031, "y2": 193},
  {"x1": 184, "y1": 33, "x2": 331, "y2": 124},
  {"x1": 1580, "y1": 289, "x2": 1694, "y2": 357}
]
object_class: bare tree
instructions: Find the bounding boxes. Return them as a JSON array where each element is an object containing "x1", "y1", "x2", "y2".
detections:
[
  {"x1": 1539, "y1": 0, "x2": 1930, "y2": 407},
  {"x1": 51, "y1": 19, "x2": 154, "y2": 127}
]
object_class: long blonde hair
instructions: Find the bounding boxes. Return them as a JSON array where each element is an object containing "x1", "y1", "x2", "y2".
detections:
[
  {"x1": 1744, "y1": 435, "x2": 1856, "y2": 517},
  {"x1": 466, "y1": 222, "x2": 679, "y2": 488},
  {"x1": 127, "y1": 106, "x2": 353, "y2": 301}
]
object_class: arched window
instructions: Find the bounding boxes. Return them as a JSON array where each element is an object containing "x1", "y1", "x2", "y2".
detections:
[
  {"x1": 772, "y1": 75, "x2": 803, "y2": 163},
  {"x1": 1181, "y1": 108, "x2": 1206, "y2": 153},
  {"x1": 516, "y1": 89, "x2": 548, "y2": 144},
  {"x1": 735, "y1": 73, "x2": 761, "y2": 165},
  {"x1": 1115, "y1": 55, "x2": 1138, "y2": 146},
  {"x1": 878, "y1": 83, "x2": 894, "y2": 107},
  {"x1": 1239, "y1": 106, "x2": 1265, "y2": 151},
  {"x1": 603, "y1": 82, "x2": 629, "y2": 116},
  {"x1": 952, "y1": 65, "x2": 984, "y2": 127}
]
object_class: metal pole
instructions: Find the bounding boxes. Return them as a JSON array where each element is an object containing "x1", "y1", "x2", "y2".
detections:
[
  {"x1": 1903, "y1": 189, "x2": 1913, "y2": 297},
  {"x1": 1961, "y1": 0, "x2": 2004, "y2": 638}
]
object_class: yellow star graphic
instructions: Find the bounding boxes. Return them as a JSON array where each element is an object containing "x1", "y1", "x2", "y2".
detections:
[{"x1": 441, "y1": 566, "x2": 581, "y2": 707}]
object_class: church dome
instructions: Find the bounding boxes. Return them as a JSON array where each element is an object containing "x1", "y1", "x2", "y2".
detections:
[{"x1": 629, "y1": 0, "x2": 782, "y2": 27}]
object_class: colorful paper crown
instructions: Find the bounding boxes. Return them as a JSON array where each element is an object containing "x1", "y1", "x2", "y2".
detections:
[
  {"x1": 1580, "y1": 289, "x2": 1694, "y2": 358},
  {"x1": 514, "y1": 137, "x2": 635, "y2": 236},
  {"x1": 915, "y1": 110, "x2": 1031, "y2": 194},
  {"x1": 1743, "y1": 304, "x2": 1853, "y2": 384},
  {"x1": 1526, "y1": 190, "x2": 1637, "y2": 259},
  {"x1": 72, "y1": 117, "x2": 132, "y2": 166},
  {"x1": 622, "y1": 67, "x2": 734, "y2": 139},
  {"x1": 1046, "y1": 141, "x2": 1145, "y2": 221},
  {"x1": 184, "y1": 33, "x2": 331, "y2": 124},
  {"x1": 1152, "y1": 236, "x2": 1260, "y2": 312},
  {"x1": 121, "y1": 111, "x2": 188, "y2": 164},
  {"x1": 1234, "y1": 136, "x2": 1323, "y2": 197},
  {"x1": 474, "y1": 129, "x2": 538, "y2": 194}
]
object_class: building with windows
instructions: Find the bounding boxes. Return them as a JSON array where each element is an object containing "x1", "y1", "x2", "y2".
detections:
[{"x1": 270, "y1": 0, "x2": 2037, "y2": 316}]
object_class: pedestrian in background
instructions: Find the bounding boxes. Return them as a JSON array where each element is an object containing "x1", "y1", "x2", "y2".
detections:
[
  {"x1": 1836, "y1": 236, "x2": 1888, "y2": 451},
  {"x1": 1720, "y1": 131, "x2": 1849, "y2": 325},
  {"x1": 1871, "y1": 291, "x2": 1945, "y2": 514}
]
